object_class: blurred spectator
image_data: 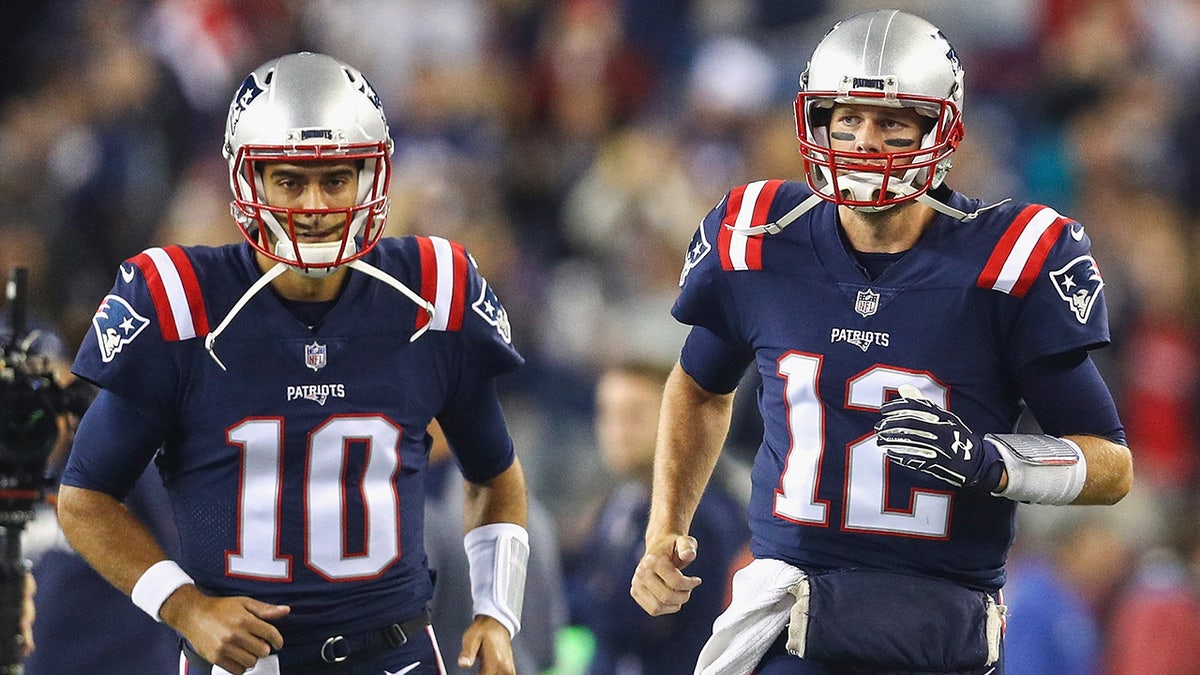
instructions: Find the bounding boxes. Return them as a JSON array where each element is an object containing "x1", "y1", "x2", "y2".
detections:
[
  {"x1": 1005, "y1": 487, "x2": 1161, "y2": 675},
  {"x1": 1104, "y1": 497, "x2": 1200, "y2": 675},
  {"x1": 1003, "y1": 518, "x2": 1113, "y2": 674},
  {"x1": 564, "y1": 361, "x2": 748, "y2": 674},
  {"x1": 1111, "y1": 200, "x2": 1200, "y2": 494}
]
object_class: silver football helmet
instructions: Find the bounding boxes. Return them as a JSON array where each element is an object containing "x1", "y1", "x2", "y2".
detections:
[
  {"x1": 796, "y1": 10, "x2": 965, "y2": 211},
  {"x1": 223, "y1": 52, "x2": 393, "y2": 276}
]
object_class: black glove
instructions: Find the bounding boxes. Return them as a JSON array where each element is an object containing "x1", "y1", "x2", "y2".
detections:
[{"x1": 875, "y1": 386, "x2": 1004, "y2": 490}]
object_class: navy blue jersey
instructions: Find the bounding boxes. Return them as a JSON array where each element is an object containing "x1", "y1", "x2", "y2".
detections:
[
  {"x1": 64, "y1": 237, "x2": 522, "y2": 645},
  {"x1": 676, "y1": 180, "x2": 1110, "y2": 591}
]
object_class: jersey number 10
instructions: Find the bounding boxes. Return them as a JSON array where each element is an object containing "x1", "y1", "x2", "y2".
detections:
[{"x1": 225, "y1": 415, "x2": 403, "y2": 581}]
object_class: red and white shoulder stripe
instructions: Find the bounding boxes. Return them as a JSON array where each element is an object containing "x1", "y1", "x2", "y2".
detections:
[
  {"x1": 977, "y1": 204, "x2": 1073, "y2": 297},
  {"x1": 718, "y1": 180, "x2": 783, "y2": 271},
  {"x1": 415, "y1": 235, "x2": 469, "y2": 332},
  {"x1": 128, "y1": 246, "x2": 210, "y2": 341}
]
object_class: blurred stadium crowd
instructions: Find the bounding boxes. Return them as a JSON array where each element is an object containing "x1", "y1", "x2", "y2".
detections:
[{"x1": 4, "y1": 0, "x2": 1200, "y2": 672}]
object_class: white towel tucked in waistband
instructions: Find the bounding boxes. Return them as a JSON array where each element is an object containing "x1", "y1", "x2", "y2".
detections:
[{"x1": 695, "y1": 557, "x2": 805, "y2": 675}]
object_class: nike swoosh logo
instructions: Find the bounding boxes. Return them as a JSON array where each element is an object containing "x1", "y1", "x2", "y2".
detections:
[
  {"x1": 388, "y1": 663, "x2": 421, "y2": 675},
  {"x1": 121, "y1": 265, "x2": 135, "y2": 283},
  {"x1": 1069, "y1": 223, "x2": 1084, "y2": 241}
]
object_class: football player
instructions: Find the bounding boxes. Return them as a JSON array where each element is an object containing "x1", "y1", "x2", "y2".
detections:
[
  {"x1": 630, "y1": 10, "x2": 1133, "y2": 674},
  {"x1": 57, "y1": 52, "x2": 529, "y2": 675}
]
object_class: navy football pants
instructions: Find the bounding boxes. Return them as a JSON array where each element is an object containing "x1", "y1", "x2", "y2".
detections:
[
  {"x1": 754, "y1": 630, "x2": 1005, "y2": 675},
  {"x1": 179, "y1": 624, "x2": 447, "y2": 675}
]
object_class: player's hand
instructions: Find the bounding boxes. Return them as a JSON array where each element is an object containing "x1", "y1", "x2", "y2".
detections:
[
  {"x1": 21, "y1": 571, "x2": 35, "y2": 657},
  {"x1": 161, "y1": 584, "x2": 290, "y2": 675},
  {"x1": 457, "y1": 615, "x2": 516, "y2": 675},
  {"x1": 630, "y1": 534, "x2": 702, "y2": 616},
  {"x1": 875, "y1": 385, "x2": 1002, "y2": 490}
]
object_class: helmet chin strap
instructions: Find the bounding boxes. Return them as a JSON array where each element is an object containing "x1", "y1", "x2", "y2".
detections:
[
  {"x1": 204, "y1": 262, "x2": 287, "y2": 371},
  {"x1": 203, "y1": 259, "x2": 435, "y2": 371},
  {"x1": 726, "y1": 194, "x2": 824, "y2": 235},
  {"x1": 724, "y1": 190, "x2": 1012, "y2": 238},
  {"x1": 913, "y1": 192, "x2": 966, "y2": 220},
  {"x1": 346, "y1": 260, "x2": 435, "y2": 336}
]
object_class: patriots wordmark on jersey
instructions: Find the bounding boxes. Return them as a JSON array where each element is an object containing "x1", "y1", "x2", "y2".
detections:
[
  {"x1": 67, "y1": 235, "x2": 522, "y2": 646},
  {"x1": 677, "y1": 180, "x2": 1108, "y2": 590}
]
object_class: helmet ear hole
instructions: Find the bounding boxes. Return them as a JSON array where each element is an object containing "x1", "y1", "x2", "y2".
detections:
[
  {"x1": 809, "y1": 105, "x2": 833, "y2": 130},
  {"x1": 918, "y1": 115, "x2": 938, "y2": 136}
]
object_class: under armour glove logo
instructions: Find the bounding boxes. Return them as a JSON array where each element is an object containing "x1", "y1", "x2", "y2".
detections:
[
  {"x1": 874, "y1": 385, "x2": 1003, "y2": 490},
  {"x1": 952, "y1": 431, "x2": 973, "y2": 460}
]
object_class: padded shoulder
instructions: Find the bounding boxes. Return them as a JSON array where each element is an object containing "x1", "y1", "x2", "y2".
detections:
[
  {"x1": 125, "y1": 245, "x2": 212, "y2": 342},
  {"x1": 974, "y1": 203, "x2": 1087, "y2": 298}
]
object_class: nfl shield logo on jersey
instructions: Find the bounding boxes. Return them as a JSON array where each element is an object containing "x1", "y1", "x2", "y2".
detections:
[
  {"x1": 304, "y1": 341, "x2": 327, "y2": 372},
  {"x1": 855, "y1": 289, "x2": 880, "y2": 317}
]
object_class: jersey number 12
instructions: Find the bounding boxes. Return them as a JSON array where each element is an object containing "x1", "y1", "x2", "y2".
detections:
[{"x1": 774, "y1": 353, "x2": 954, "y2": 538}]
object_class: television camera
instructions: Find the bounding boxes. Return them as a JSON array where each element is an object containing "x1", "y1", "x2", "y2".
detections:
[{"x1": 0, "y1": 268, "x2": 93, "y2": 672}]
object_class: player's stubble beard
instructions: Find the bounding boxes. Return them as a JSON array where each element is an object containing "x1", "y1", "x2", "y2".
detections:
[{"x1": 838, "y1": 197, "x2": 934, "y2": 254}]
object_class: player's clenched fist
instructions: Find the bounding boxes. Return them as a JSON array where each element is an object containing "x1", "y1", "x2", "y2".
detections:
[
  {"x1": 161, "y1": 586, "x2": 289, "y2": 675},
  {"x1": 630, "y1": 534, "x2": 703, "y2": 615}
]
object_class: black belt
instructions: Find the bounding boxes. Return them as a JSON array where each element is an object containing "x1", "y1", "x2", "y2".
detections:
[{"x1": 182, "y1": 608, "x2": 431, "y2": 674}]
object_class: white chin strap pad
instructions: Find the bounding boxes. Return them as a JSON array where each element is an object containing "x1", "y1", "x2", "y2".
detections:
[{"x1": 273, "y1": 239, "x2": 357, "y2": 278}]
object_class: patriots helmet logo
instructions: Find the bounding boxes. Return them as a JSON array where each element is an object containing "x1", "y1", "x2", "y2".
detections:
[
  {"x1": 92, "y1": 294, "x2": 150, "y2": 363},
  {"x1": 1050, "y1": 255, "x2": 1104, "y2": 324},
  {"x1": 227, "y1": 73, "x2": 265, "y2": 139}
]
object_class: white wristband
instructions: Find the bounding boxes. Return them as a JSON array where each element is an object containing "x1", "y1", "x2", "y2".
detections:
[
  {"x1": 464, "y1": 522, "x2": 529, "y2": 638},
  {"x1": 131, "y1": 560, "x2": 194, "y2": 622},
  {"x1": 987, "y1": 434, "x2": 1088, "y2": 505}
]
